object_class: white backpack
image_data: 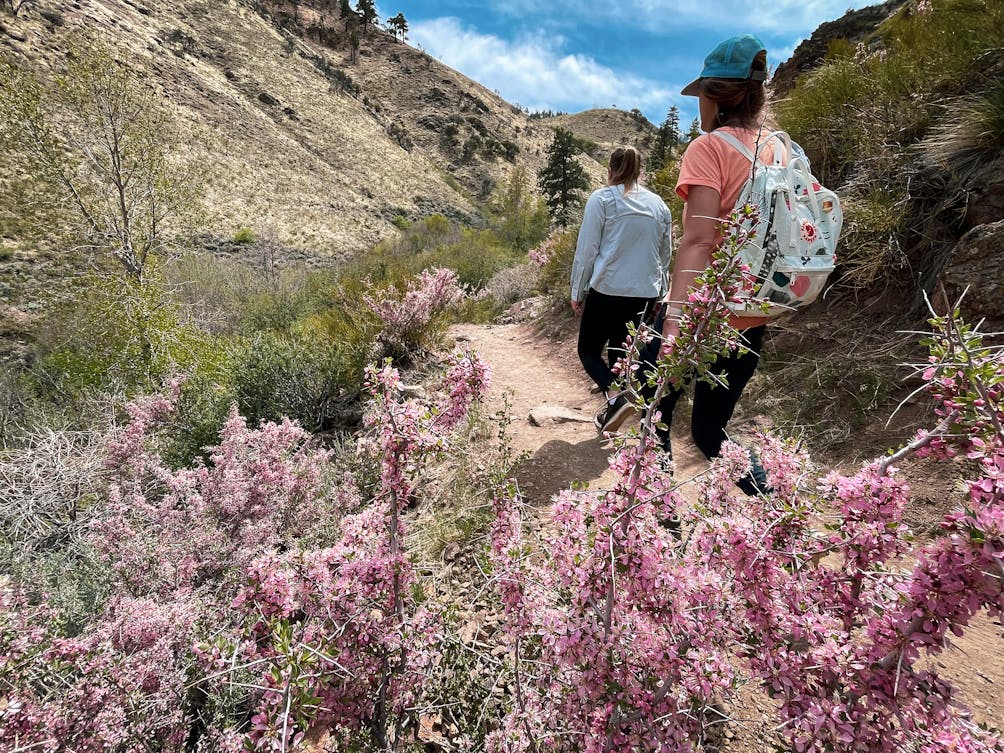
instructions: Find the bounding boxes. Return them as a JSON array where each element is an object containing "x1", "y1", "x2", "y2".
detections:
[{"x1": 712, "y1": 129, "x2": 842, "y2": 316}]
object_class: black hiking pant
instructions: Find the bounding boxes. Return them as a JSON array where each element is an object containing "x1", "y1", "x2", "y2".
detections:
[
  {"x1": 577, "y1": 289, "x2": 656, "y2": 394},
  {"x1": 644, "y1": 324, "x2": 765, "y2": 459}
]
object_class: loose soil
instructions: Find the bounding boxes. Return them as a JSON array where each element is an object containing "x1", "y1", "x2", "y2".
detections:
[{"x1": 447, "y1": 319, "x2": 1004, "y2": 750}]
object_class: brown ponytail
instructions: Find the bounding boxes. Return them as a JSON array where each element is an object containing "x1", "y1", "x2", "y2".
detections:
[
  {"x1": 700, "y1": 49, "x2": 768, "y2": 130},
  {"x1": 608, "y1": 146, "x2": 642, "y2": 192}
]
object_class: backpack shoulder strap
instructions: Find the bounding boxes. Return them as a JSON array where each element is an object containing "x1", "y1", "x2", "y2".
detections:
[{"x1": 710, "y1": 130, "x2": 755, "y2": 163}]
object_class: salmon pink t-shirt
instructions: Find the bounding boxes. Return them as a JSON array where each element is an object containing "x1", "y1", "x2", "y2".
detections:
[{"x1": 676, "y1": 126, "x2": 782, "y2": 330}]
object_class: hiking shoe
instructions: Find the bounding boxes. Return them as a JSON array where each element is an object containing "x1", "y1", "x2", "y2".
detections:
[
  {"x1": 736, "y1": 452, "x2": 773, "y2": 496},
  {"x1": 594, "y1": 392, "x2": 633, "y2": 434},
  {"x1": 656, "y1": 444, "x2": 674, "y2": 477}
]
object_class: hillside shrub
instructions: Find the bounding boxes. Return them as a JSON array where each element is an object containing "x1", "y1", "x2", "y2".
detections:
[
  {"x1": 779, "y1": 0, "x2": 1004, "y2": 182},
  {"x1": 303, "y1": 294, "x2": 380, "y2": 387},
  {"x1": 0, "y1": 369, "x2": 36, "y2": 447},
  {"x1": 483, "y1": 261, "x2": 539, "y2": 308},
  {"x1": 348, "y1": 217, "x2": 526, "y2": 298},
  {"x1": 363, "y1": 267, "x2": 466, "y2": 364},
  {"x1": 487, "y1": 168, "x2": 551, "y2": 251},
  {"x1": 427, "y1": 229, "x2": 523, "y2": 290},
  {"x1": 834, "y1": 187, "x2": 909, "y2": 288},
  {"x1": 232, "y1": 227, "x2": 256, "y2": 244},
  {"x1": 920, "y1": 79, "x2": 1004, "y2": 181},
  {"x1": 164, "y1": 253, "x2": 335, "y2": 335},
  {"x1": 0, "y1": 424, "x2": 110, "y2": 633},
  {"x1": 30, "y1": 274, "x2": 227, "y2": 404},
  {"x1": 159, "y1": 371, "x2": 235, "y2": 467},
  {"x1": 532, "y1": 229, "x2": 578, "y2": 303},
  {"x1": 230, "y1": 330, "x2": 349, "y2": 433}
]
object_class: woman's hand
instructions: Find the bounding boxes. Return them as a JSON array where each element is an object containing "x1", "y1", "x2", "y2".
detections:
[
  {"x1": 660, "y1": 316, "x2": 680, "y2": 356},
  {"x1": 571, "y1": 299, "x2": 584, "y2": 316}
]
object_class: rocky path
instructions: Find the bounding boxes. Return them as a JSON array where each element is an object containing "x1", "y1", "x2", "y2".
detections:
[{"x1": 447, "y1": 320, "x2": 1004, "y2": 747}]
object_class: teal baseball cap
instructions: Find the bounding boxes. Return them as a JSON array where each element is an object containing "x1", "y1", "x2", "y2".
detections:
[{"x1": 681, "y1": 34, "x2": 768, "y2": 96}]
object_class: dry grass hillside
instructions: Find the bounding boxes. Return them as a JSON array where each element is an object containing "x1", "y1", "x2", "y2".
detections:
[
  {"x1": 279, "y1": 3, "x2": 607, "y2": 202},
  {"x1": 538, "y1": 107, "x2": 657, "y2": 163},
  {"x1": 0, "y1": 0, "x2": 605, "y2": 279}
]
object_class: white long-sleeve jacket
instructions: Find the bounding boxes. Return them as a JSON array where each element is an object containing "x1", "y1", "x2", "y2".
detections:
[{"x1": 570, "y1": 184, "x2": 673, "y2": 303}]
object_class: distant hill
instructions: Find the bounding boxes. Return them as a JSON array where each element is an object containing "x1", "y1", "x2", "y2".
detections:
[{"x1": 537, "y1": 108, "x2": 657, "y2": 163}]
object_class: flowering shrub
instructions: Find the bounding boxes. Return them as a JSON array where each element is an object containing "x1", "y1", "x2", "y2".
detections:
[
  {"x1": 489, "y1": 212, "x2": 757, "y2": 752},
  {"x1": 96, "y1": 392, "x2": 335, "y2": 596},
  {"x1": 363, "y1": 267, "x2": 466, "y2": 363},
  {"x1": 1, "y1": 347, "x2": 491, "y2": 752},
  {"x1": 0, "y1": 583, "x2": 202, "y2": 753},
  {"x1": 491, "y1": 204, "x2": 1004, "y2": 751},
  {"x1": 532, "y1": 229, "x2": 578, "y2": 300},
  {"x1": 687, "y1": 309, "x2": 1004, "y2": 752},
  {"x1": 527, "y1": 233, "x2": 560, "y2": 268},
  {"x1": 234, "y1": 352, "x2": 492, "y2": 750},
  {"x1": 1, "y1": 376, "x2": 340, "y2": 752}
]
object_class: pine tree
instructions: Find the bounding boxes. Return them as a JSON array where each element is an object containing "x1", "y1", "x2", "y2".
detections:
[
  {"x1": 684, "y1": 116, "x2": 702, "y2": 144},
  {"x1": 339, "y1": 0, "x2": 353, "y2": 31},
  {"x1": 537, "y1": 127, "x2": 590, "y2": 228},
  {"x1": 386, "y1": 12, "x2": 407, "y2": 42},
  {"x1": 355, "y1": 0, "x2": 377, "y2": 35},
  {"x1": 647, "y1": 105, "x2": 681, "y2": 171}
]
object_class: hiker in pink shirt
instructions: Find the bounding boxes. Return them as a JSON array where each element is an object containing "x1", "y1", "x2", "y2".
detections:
[{"x1": 657, "y1": 34, "x2": 776, "y2": 495}]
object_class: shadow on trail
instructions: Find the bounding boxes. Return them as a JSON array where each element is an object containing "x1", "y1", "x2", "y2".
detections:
[{"x1": 514, "y1": 437, "x2": 613, "y2": 506}]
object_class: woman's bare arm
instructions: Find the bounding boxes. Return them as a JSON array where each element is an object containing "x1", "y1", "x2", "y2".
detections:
[{"x1": 662, "y1": 185, "x2": 721, "y2": 343}]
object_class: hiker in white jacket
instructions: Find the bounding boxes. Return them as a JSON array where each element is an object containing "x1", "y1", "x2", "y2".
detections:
[{"x1": 570, "y1": 146, "x2": 673, "y2": 434}]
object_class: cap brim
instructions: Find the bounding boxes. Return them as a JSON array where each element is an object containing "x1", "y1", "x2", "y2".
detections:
[{"x1": 681, "y1": 78, "x2": 701, "y2": 97}]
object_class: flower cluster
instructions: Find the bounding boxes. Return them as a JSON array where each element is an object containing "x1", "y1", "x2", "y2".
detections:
[
  {"x1": 94, "y1": 404, "x2": 334, "y2": 596},
  {"x1": 527, "y1": 233, "x2": 560, "y2": 268},
  {"x1": 363, "y1": 267, "x2": 466, "y2": 359},
  {"x1": 0, "y1": 585, "x2": 201, "y2": 753},
  {"x1": 435, "y1": 350, "x2": 494, "y2": 430}
]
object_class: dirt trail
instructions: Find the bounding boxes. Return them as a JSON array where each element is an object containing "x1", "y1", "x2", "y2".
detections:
[
  {"x1": 450, "y1": 321, "x2": 711, "y2": 506},
  {"x1": 448, "y1": 320, "x2": 1004, "y2": 744}
]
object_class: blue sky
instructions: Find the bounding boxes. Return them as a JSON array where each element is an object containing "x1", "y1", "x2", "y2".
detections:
[{"x1": 375, "y1": 0, "x2": 879, "y2": 126}]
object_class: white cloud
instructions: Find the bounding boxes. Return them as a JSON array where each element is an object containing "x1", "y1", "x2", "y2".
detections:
[{"x1": 410, "y1": 17, "x2": 677, "y2": 116}]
